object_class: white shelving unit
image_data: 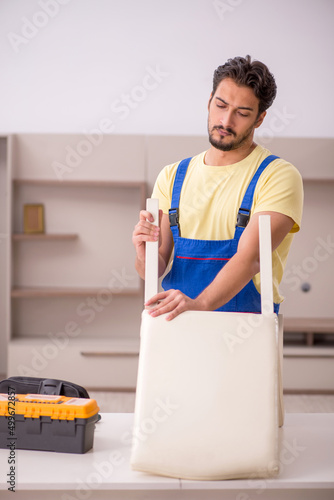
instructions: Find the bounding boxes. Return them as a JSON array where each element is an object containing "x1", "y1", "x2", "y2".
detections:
[
  {"x1": 263, "y1": 137, "x2": 334, "y2": 392},
  {"x1": 1, "y1": 133, "x2": 333, "y2": 392},
  {"x1": 0, "y1": 136, "x2": 10, "y2": 374},
  {"x1": 4, "y1": 134, "x2": 147, "y2": 389}
]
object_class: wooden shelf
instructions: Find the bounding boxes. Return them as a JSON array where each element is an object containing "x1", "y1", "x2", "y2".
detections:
[
  {"x1": 9, "y1": 336, "x2": 140, "y2": 352},
  {"x1": 284, "y1": 318, "x2": 334, "y2": 349},
  {"x1": 12, "y1": 233, "x2": 78, "y2": 241},
  {"x1": 11, "y1": 287, "x2": 142, "y2": 298},
  {"x1": 302, "y1": 178, "x2": 334, "y2": 182},
  {"x1": 283, "y1": 346, "x2": 334, "y2": 358},
  {"x1": 13, "y1": 178, "x2": 146, "y2": 189},
  {"x1": 284, "y1": 318, "x2": 334, "y2": 333}
]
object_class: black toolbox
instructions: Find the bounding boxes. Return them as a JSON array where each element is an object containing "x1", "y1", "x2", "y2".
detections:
[{"x1": 0, "y1": 392, "x2": 100, "y2": 454}]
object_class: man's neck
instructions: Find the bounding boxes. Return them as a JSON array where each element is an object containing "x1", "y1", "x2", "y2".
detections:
[{"x1": 204, "y1": 141, "x2": 258, "y2": 167}]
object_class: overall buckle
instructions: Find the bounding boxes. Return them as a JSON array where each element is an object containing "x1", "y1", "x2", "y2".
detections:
[
  {"x1": 236, "y1": 208, "x2": 250, "y2": 228},
  {"x1": 169, "y1": 208, "x2": 180, "y2": 233}
]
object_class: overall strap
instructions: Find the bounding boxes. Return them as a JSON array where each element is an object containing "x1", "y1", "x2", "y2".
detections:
[
  {"x1": 234, "y1": 154, "x2": 279, "y2": 240},
  {"x1": 169, "y1": 157, "x2": 192, "y2": 238}
]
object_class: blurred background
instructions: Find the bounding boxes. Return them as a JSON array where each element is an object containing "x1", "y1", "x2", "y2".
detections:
[
  {"x1": 0, "y1": 0, "x2": 333, "y2": 412},
  {"x1": 1, "y1": 0, "x2": 333, "y2": 137}
]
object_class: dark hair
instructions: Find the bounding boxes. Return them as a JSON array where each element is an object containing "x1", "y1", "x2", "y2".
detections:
[{"x1": 212, "y1": 55, "x2": 277, "y2": 115}]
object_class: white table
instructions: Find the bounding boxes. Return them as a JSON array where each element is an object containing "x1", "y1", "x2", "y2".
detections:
[{"x1": 0, "y1": 413, "x2": 333, "y2": 499}]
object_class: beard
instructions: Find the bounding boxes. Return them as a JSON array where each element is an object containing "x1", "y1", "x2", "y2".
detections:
[{"x1": 208, "y1": 121, "x2": 256, "y2": 152}]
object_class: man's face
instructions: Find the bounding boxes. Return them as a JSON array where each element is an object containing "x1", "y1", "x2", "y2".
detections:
[{"x1": 207, "y1": 78, "x2": 266, "y2": 152}]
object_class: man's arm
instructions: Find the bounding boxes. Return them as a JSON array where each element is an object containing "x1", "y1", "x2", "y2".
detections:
[
  {"x1": 133, "y1": 211, "x2": 173, "y2": 279},
  {"x1": 145, "y1": 211, "x2": 294, "y2": 320}
]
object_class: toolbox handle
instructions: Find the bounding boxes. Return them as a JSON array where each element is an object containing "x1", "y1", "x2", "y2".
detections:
[{"x1": 38, "y1": 378, "x2": 64, "y2": 396}]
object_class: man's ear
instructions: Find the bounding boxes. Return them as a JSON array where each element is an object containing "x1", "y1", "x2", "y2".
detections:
[{"x1": 255, "y1": 111, "x2": 266, "y2": 128}]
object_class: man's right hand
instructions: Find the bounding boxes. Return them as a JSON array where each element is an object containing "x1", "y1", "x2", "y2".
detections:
[{"x1": 132, "y1": 209, "x2": 163, "y2": 264}]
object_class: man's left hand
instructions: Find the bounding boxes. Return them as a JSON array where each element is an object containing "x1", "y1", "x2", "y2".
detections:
[{"x1": 145, "y1": 289, "x2": 204, "y2": 321}]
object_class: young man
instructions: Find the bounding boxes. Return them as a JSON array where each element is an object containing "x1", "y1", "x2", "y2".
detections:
[{"x1": 132, "y1": 55, "x2": 303, "y2": 320}]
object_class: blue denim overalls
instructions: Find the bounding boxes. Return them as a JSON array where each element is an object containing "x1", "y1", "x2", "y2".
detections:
[{"x1": 162, "y1": 155, "x2": 280, "y2": 313}]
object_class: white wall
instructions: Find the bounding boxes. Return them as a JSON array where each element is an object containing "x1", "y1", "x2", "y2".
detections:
[{"x1": 0, "y1": 0, "x2": 333, "y2": 137}]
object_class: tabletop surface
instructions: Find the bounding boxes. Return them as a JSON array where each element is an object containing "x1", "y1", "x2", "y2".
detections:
[{"x1": 0, "y1": 412, "x2": 333, "y2": 492}]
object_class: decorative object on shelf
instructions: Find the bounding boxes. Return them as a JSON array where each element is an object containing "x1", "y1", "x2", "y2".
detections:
[{"x1": 23, "y1": 204, "x2": 45, "y2": 234}]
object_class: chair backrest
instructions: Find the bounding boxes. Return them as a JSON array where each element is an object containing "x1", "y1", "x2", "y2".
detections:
[{"x1": 131, "y1": 198, "x2": 280, "y2": 480}]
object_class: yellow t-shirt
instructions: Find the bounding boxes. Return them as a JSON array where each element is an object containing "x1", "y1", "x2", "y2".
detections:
[{"x1": 151, "y1": 145, "x2": 304, "y2": 304}]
